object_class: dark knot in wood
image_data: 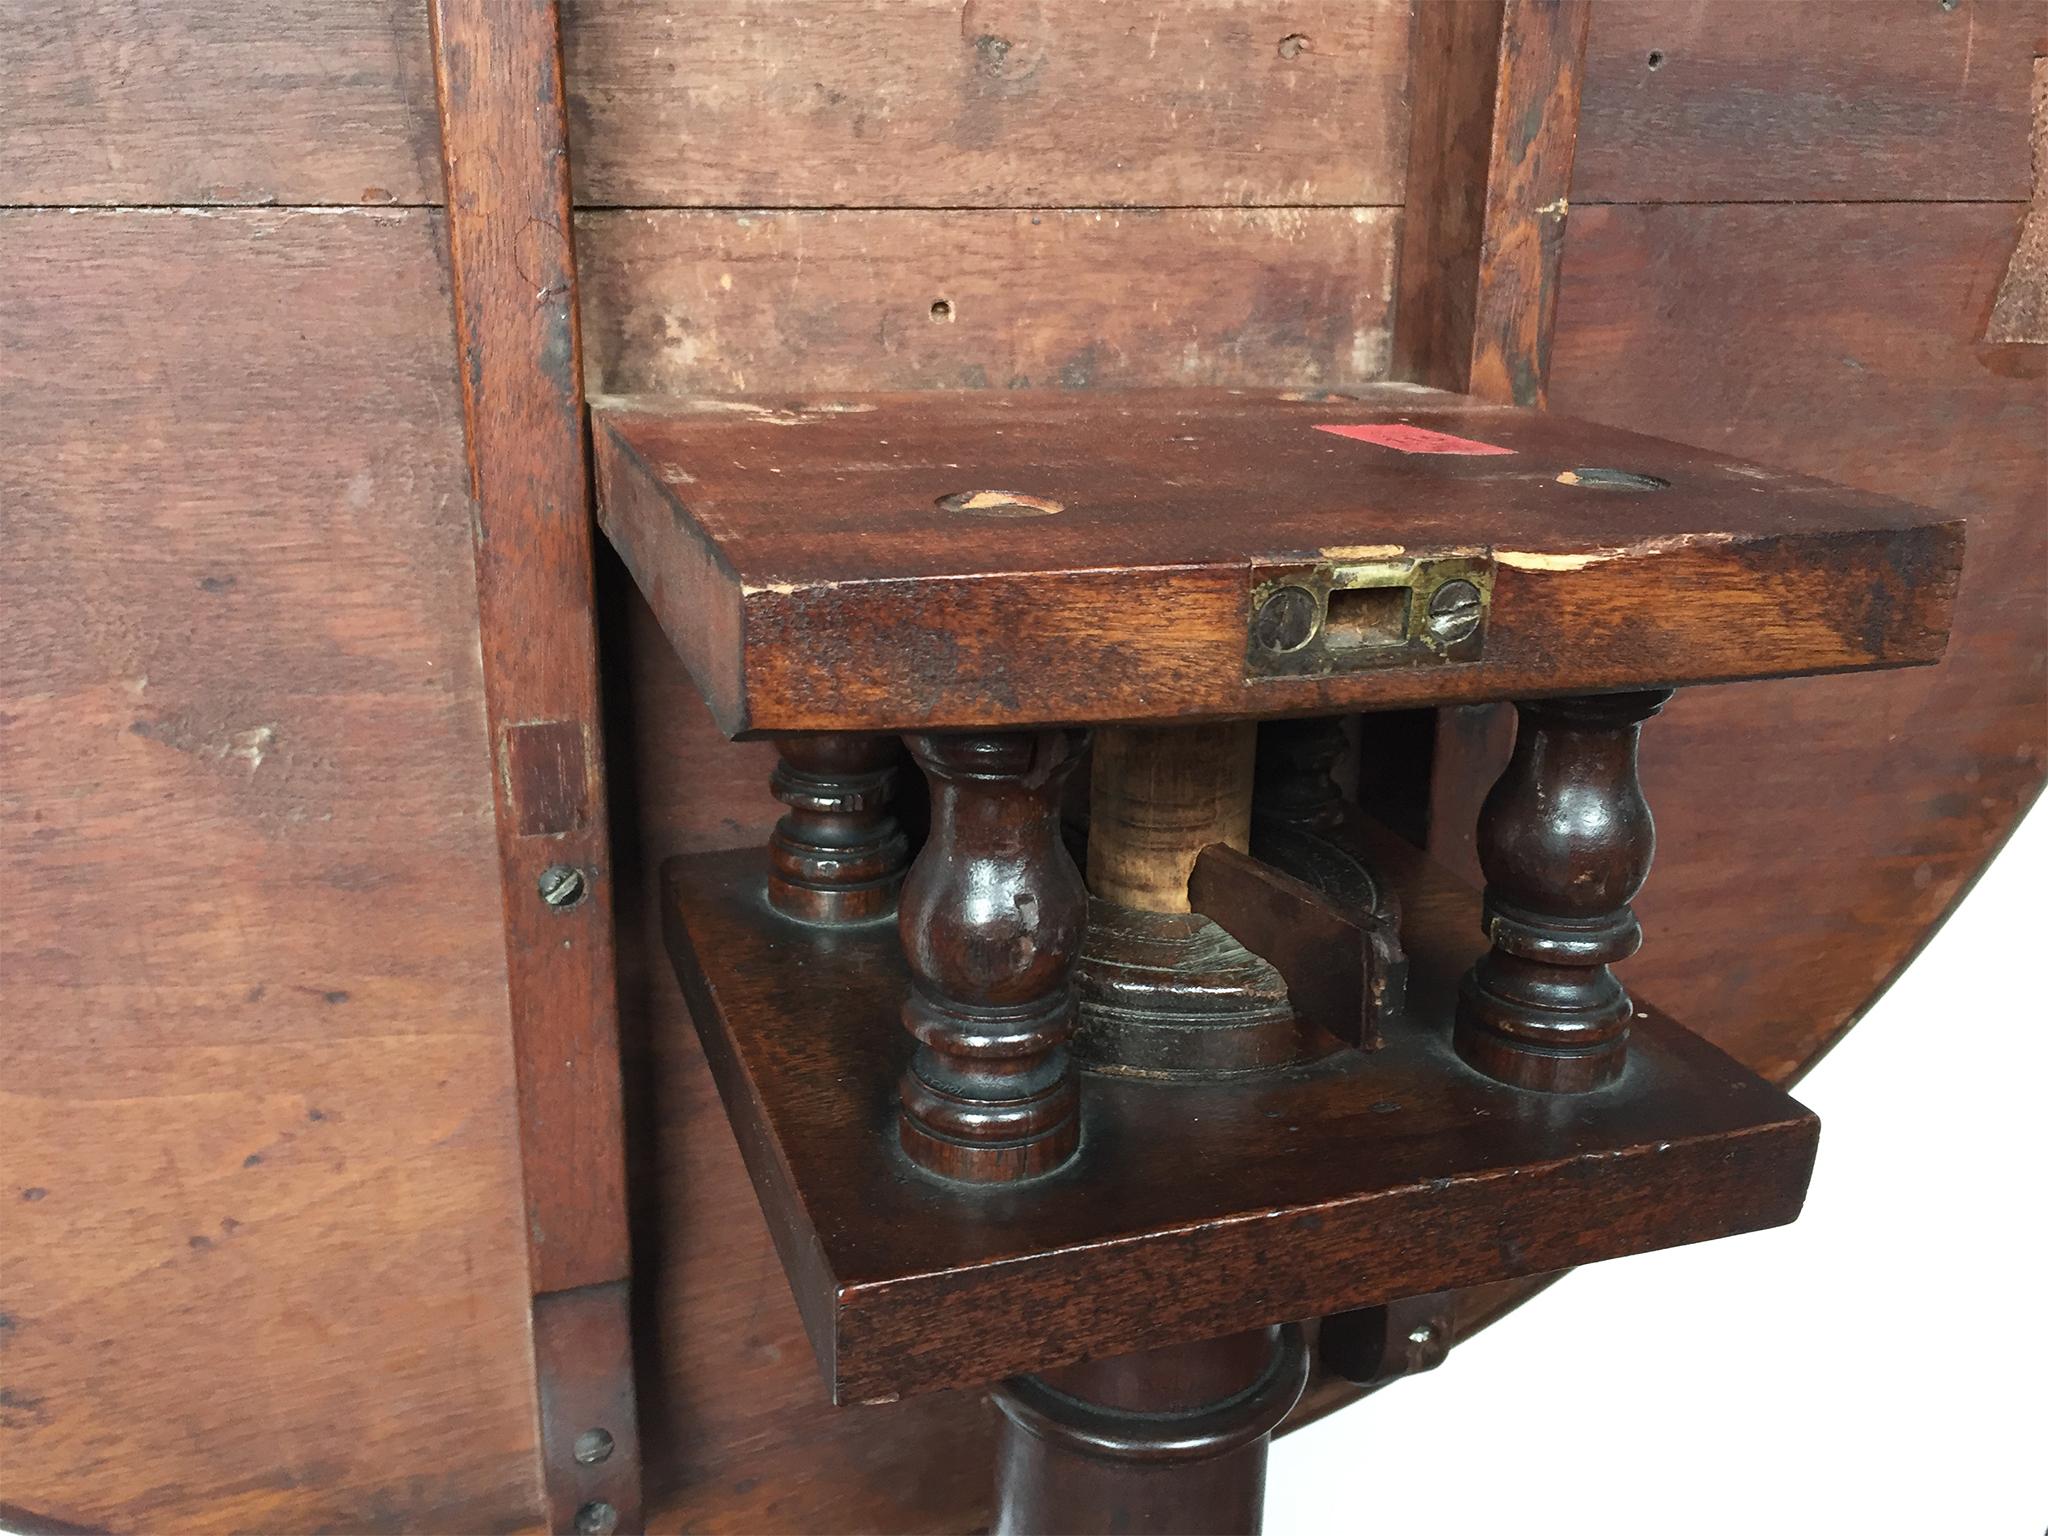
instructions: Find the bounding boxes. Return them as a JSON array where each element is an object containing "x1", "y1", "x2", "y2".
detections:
[
  {"x1": 1455, "y1": 690, "x2": 1672, "y2": 1092},
  {"x1": 897, "y1": 729, "x2": 1089, "y2": 1182}
]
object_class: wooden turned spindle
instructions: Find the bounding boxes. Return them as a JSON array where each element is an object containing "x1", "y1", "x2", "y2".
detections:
[
  {"x1": 1250, "y1": 716, "x2": 1348, "y2": 834},
  {"x1": 1087, "y1": 723, "x2": 1257, "y2": 912},
  {"x1": 898, "y1": 730, "x2": 1089, "y2": 1182},
  {"x1": 767, "y1": 734, "x2": 910, "y2": 923},
  {"x1": 1455, "y1": 690, "x2": 1674, "y2": 1092},
  {"x1": 991, "y1": 1325, "x2": 1309, "y2": 1536}
]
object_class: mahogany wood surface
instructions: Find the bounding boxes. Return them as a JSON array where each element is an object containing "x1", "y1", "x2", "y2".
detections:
[
  {"x1": 767, "y1": 735, "x2": 910, "y2": 923},
  {"x1": 660, "y1": 829, "x2": 1818, "y2": 1405},
  {"x1": 1454, "y1": 691, "x2": 1670, "y2": 1093},
  {"x1": 0, "y1": 209, "x2": 541, "y2": 1533},
  {"x1": 1481, "y1": 201, "x2": 2048, "y2": 1084},
  {"x1": 2, "y1": 0, "x2": 1415, "y2": 210},
  {"x1": 895, "y1": 731, "x2": 1089, "y2": 1183},
  {"x1": 8, "y1": 0, "x2": 2043, "y2": 1529},
  {"x1": 576, "y1": 208, "x2": 1400, "y2": 397},
  {"x1": 563, "y1": 0, "x2": 1414, "y2": 209},
  {"x1": 1574, "y1": 0, "x2": 2045, "y2": 205},
  {"x1": 1395, "y1": 0, "x2": 1590, "y2": 406},
  {"x1": 427, "y1": 0, "x2": 642, "y2": 1520},
  {"x1": 991, "y1": 1325, "x2": 1309, "y2": 1536},
  {"x1": 595, "y1": 387, "x2": 1960, "y2": 734}
]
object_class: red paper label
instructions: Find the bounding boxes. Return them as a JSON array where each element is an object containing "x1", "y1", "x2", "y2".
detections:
[{"x1": 1314, "y1": 422, "x2": 1514, "y2": 456}]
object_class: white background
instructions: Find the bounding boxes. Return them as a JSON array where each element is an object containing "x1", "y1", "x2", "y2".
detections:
[{"x1": 1269, "y1": 797, "x2": 2047, "y2": 1536}]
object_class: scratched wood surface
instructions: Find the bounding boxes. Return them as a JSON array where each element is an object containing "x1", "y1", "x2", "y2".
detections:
[
  {"x1": 0, "y1": 209, "x2": 541, "y2": 1532},
  {"x1": 7, "y1": 0, "x2": 2046, "y2": 1529},
  {"x1": 1428, "y1": 199, "x2": 2048, "y2": 1086},
  {"x1": 565, "y1": 0, "x2": 1414, "y2": 208},
  {"x1": 1425, "y1": 0, "x2": 2047, "y2": 1099},
  {"x1": 1574, "y1": 0, "x2": 2045, "y2": 205},
  {"x1": 2, "y1": 0, "x2": 1412, "y2": 209},
  {"x1": 577, "y1": 208, "x2": 1399, "y2": 395}
]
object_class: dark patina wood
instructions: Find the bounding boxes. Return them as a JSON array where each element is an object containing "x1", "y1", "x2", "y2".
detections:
[
  {"x1": 992, "y1": 1326, "x2": 1310, "y2": 1536},
  {"x1": 1455, "y1": 690, "x2": 1672, "y2": 1092},
  {"x1": 425, "y1": 0, "x2": 640, "y2": 1524},
  {"x1": 896, "y1": 730, "x2": 1090, "y2": 1183},
  {"x1": 660, "y1": 824, "x2": 1820, "y2": 1406},
  {"x1": 593, "y1": 387, "x2": 1962, "y2": 736},
  {"x1": 767, "y1": 733, "x2": 910, "y2": 924}
]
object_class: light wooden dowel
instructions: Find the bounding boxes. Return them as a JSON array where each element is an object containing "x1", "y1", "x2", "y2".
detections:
[{"x1": 1087, "y1": 723, "x2": 1257, "y2": 912}]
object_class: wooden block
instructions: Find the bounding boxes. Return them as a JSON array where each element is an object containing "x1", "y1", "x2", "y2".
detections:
[
  {"x1": 564, "y1": 0, "x2": 1413, "y2": 208},
  {"x1": 593, "y1": 386, "x2": 1962, "y2": 734},
  {"x1": 660, "y1": 829, "x2": 1820, "y2": 1404},
  {"x1": 576, "y1": 207, "x2": 1399, "y2": 396},
  {"x1": 1575, "y1": 0, "x2": 2044, "y2": 204}
]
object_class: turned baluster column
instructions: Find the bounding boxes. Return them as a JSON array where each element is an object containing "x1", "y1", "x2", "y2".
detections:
[
  {"x1": 1455, "y1": 690, "x2": 1673, "y2": 1092},
  {"x1": 767, "y1": 734, "x2": 910, "y2": 923},
  {"x1": 991, "y1": 1324, "x2": 1309, "y2": 1536},
  {"x1": 898, "y1": 730, "x2": 1089, "y2": 1183}
]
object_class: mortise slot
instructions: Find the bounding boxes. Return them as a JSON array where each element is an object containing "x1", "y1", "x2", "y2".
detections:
[{"x1": 1323, "y1": 585, "x2": 1409, "y2": 649}]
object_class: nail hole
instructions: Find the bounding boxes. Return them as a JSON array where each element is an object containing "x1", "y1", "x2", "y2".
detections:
[
  {"x1": 1557, "y1": 467, "x2": 1670, "y2": 492},
  {"x1": 936, "y1": 489, "x2": 1064, "y2": 517},
  {"x1": 1277, "y1": 33, "x2": 1310, "y2": 59},
  {"x1": 573, "y1": 1428, "x2": 615, "y2": 1466},
  {"x1": 929, "y1": 298, "x2": 954, "y2": 322},
  {"x1": 1646, "y1": 49, "x2": 1665, "y2": 69}
]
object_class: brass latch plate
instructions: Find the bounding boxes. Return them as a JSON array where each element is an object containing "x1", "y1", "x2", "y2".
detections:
[{"x1": 1244, "y1": 553, "x2": 1494, "y2": 680}]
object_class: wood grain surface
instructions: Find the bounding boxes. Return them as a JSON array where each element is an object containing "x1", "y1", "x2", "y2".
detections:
[
  {"x1": 564, "y1": 0, "x2": 1414, "y2": 209},
  {"x1": 1395, "y1": 0, "x2": 1590, "y2": 406},
  {"x1": 2, "y1": 0, "x2": 1417, "y2": 211},
  {"x1": 577, "y1": 208, "x2": 1399, "y2": 396},
  {"x1": 1, "y1": 1, "x2": 442, "y2": 206},
  {"x1": 1575, "y1": 0, "x2": 2046, "y2": 205},
  {"x1": 1519, "y1": 201, "x2": 2048, "y2": 1084},
  {"x1": 0, "y1": 208, "x2": 540, "y2": 1533},
  {"x1": 595, "y1": 387, "x2": 1960, "y2": 733},
  {"x1": 660, "y1": 833, "x2": 1817, "y2": 1403}
]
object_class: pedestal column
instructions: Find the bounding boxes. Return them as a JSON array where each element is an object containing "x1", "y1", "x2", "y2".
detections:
[{"x1": 991, "y1": 1325, "x2": 1309, "y2": 1536}]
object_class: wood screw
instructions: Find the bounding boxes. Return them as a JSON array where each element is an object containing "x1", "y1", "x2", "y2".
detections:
[
  {"x1": 1425, "y1": 580, "x2": 1483, "y2": 644},
  {"x1": 538, "y1": 864, "x2": 587, "y2": 908},
  {"x1": 572, "y1": 1427, "x2": 615, "y2": 1465}
]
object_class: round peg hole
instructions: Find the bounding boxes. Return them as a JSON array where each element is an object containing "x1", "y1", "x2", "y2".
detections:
[
  {"x1": 1557, "y1": 467, "x2": 1670, "y2": 492},
  {"x1": 936, "y1": 489, "x2": 1065, "y2": 517},
  {"x1": 929, "y1": 298, "x2": 954, "y2": 322}
]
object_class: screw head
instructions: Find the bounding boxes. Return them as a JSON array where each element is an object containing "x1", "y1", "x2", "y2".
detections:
[
  {"x1": 574, "y1": 1501, "x2": 619, "y2": 1535},
  {"x1": 1424, "y1": 580, "x2": 1483, "y2": 646},
  {"x1": 573, "y1": 1427, "x2": 615, "y2": 1465},
  {"x1": 538, "y1": 864, "x2": 587, "y2": 908},
  {"x1": 1407, "y1": 1324, "x2": 1438, "y2": 1347},
  {"x1": 1252, "y1": 585, "x2": 1320, "y2": 653}
]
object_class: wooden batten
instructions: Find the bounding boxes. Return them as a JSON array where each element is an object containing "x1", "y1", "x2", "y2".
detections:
[{"x1": 425, "y1": 0, "x2": 641, "y2": 1527}]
